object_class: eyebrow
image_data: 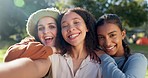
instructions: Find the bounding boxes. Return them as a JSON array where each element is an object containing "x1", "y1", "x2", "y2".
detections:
[
  {"x1": 61, "y1": 17, "x2": 80, "y2": 24},
  {"x1": 38, "y1": 23, "x2": 56, "y2": 26},
  {"x1": 108, "y1": 31, "x2": 117, "y2": 35},
  {"x1": 73, "y1": 17, "x2": 80, "y2": 20},
  {"x1": 97, "y1": 30, "x2": 117, "y2": 36}
]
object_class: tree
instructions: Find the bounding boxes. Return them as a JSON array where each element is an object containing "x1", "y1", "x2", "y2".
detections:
[
  {"x1": 107, "y1": 0, "x2": 148, "y2": 27},
  {"x1": 0, "y1": 0, "x2": 27, "y2": 40},
  {"x1": 0, "y1": 0, "x2": 147, "y2": 40},
  {"x1": 0, "y1": 0, "x2": 50, "y2": 40},
  {"x1": 72, "y1": 0, "x2": 106, "y2": 19},
  {"x1": 72, "y1": 0, "x2": 148, "y2": 28},
  {"x1": 0, "y1": 0, "x2": 69, "y2": 40}
]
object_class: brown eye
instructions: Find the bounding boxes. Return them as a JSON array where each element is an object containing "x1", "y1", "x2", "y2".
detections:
[
  {"x1": 49, "y1": 25, "x2": 56, "y2": 29},
  {"x1": 62, "y1": 25, "x2": 68, "y2": 29},
  {"x1": 74, "y1": 21, "x2": 79, "y2": 25},
  {"x1": 110, "y1": 34, "x2": 116, "y2": 38},
  {"x1": 98, "y1": 36, "x2": 104, "y2": 40},
  {"x1": 73, "y1": 19, "x2": 80, "y2": 26},
  {"x1": 62, "y1": 23, "x2": 68, "y2": 29},
  {"x1": 38, "y1": 27, "x2": 44, "y2": 31}
]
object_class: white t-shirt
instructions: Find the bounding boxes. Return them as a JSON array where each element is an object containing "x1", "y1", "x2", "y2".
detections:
[{"x1": 46, "y1": 54, "x2": 102, "y2": 78}]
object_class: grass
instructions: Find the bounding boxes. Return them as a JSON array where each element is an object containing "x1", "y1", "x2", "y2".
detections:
[
  {"x1": 0, "y1": 49, "x2": 6, "y2": 62},
  {"x1": 0, "y1": 40, "x2": 148, "y2": 77},
  {"x1": 129, "y1": 44, "x2": 148, "y2": 58},
  {"x1": 126, "y1": 44, "x2": 148, "y2": 78},
  {"x1": 146, "y1": 70, "x2": 148, "y2": 78},
  {"x1": 0, "y1": 40, "x2": 16, "y2": 62}
]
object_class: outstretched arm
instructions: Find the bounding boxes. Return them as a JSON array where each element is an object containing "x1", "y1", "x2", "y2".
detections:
[{"x1": 0, "y1": 58, "x2": 51, "y2": 78}]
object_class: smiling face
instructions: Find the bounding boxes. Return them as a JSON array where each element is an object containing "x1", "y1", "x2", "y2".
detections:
[
  {"x1": 61, "y1": 12, "x2": 88, "y2": 47},
  {"x1": 97, "y1": 23, "x2": 126, "y2": 56},
  {"x1": 37, "y1": 16, "x2": 57, "y2": 46}
]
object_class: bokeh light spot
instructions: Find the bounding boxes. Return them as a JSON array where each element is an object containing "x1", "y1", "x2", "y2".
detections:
[{"x1": 14, "y1": 0, "x2": 25, "y2": 7}]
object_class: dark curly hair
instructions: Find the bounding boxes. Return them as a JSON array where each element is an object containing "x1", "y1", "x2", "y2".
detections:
[{"x1": 57, "y1": 7, "x2": 98, "y2": 55}]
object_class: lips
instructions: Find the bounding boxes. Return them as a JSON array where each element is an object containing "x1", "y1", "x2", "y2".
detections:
[
  {"x1": 44, "y1": 36, "x2": 54, "y2": 44},
  {"x1": 68, "y1": 33, "x2": 80, "y2": 39},
  {"x1": 106, "y1": 46, "x2": 115, "y2": 50},
  {"x1": 45, "y1": 36, "x2": 53, "y2": 40},
  {"x1": 104, "y1": 45, "x2": 116, "y2": 52}
]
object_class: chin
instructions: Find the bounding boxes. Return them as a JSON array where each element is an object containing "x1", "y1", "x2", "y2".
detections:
[
  {"x1": 106, "y1": 52, "x2": 115, "y2": 56},
  {"x1": 46, "y1": 44, "x2": 51, "y2": 46}
]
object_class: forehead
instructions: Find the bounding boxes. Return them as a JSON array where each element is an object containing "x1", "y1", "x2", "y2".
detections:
[
  {"x1": 61, "y1": 11, "x2": 82, "y2": 23},
  {"x1": 97, "y1": 23, "x2": 121, "y2": 33},
  {"x1": 38, "y1": 16, "x2": 56, "y2": 24},
  {"x1": 39, "y1": 16, "x2": 56, "y2": 21}
]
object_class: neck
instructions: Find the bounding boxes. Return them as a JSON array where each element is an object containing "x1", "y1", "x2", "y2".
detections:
[
  {"x1": 115, "y1": 46, "x2": 125, "y2": 57},
  {"x1": 70, "y1": 46, "x2": 88, "y2": 60}
]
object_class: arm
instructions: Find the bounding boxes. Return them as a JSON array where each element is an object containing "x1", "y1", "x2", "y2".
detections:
[
  {"x1": 0, "y1": 58, "x2": 51, "y2": 78},
  {"x1": 4, "y1": 42, "x2": 53, "y2": 62},
  {"x1": 100, "y1": 53, "x2": 147, "y2": 78}
]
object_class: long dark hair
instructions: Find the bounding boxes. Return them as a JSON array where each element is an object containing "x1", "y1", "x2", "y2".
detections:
[
  {"x1": 95, "y1": 14, "x2": 131, "y2": 59},
  {"x1": 57, "y1": 7, "x2": 98, "y2": 55}
]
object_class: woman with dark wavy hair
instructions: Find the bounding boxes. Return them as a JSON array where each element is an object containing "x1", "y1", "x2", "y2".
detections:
[
  {"x1": 44, "y1": 7, "x2": 101, "y2": 78},
  {"x1": 0, "y1": 7, "x2": 102, "y2": 78}
]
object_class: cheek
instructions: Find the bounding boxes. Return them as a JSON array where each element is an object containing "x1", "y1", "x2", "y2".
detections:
[
  {"x1": 38, "y1": 31, "x2": 43, "y2": 40},
  {"x1": 113, "y1": 37, "x2": 122, "y2": 45},
  {"x1": 98, "y1": 39, "x2": 104, "y2": 46},
  {"x1": 52, "y1": 30, "x2": 57, "y2": 37},
  {"x1": 61, "y1": 30, "x2": 67, "y2": 39},
  {"x1": 82, "y1": 24, "x2": 88, "y2": 32}
]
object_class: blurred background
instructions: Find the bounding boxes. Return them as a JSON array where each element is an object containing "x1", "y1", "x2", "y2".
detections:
[
  {"x1": 0, "y1": 0, "x2": 148, "y2": 77},
  {"x1": 0, "y1": 0, "x2": 148, "y2": 65}
]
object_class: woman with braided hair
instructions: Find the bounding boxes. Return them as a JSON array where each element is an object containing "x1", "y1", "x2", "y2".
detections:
[{"x1": 95, "y1": 14, "x2": 147, "y2": 78}]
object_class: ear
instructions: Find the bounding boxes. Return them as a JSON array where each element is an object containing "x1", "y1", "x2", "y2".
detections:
[
  {"x1": 121, "y1": 30, "x2": 126, "y2": 40},
  {"x1": 86, "y1": 28, "x2": 89, "y2": 32}
]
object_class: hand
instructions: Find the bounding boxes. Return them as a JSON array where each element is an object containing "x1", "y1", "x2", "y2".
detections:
[
  {"x1": 90, "y1": 52, "x2": 101, "y2": 63},
  {"x1": 19, "y1": 36, "x2": 35, "y2": 44},
  {"x1": 21, "y1": 42, "x2": 53, "y2": 59},
  {"x1": 95, "y1": 50, "x2": 106, "y2": 57}
]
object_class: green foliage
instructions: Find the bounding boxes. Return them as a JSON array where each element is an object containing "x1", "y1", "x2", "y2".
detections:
[
  {"x1": 0, "y1": 40, "x2": 16, "y2": 49},
  {"x1": 0, "y1": 0, "x2": 70, "y2": 40},
  {"x1": 107, "y1": 0, "x2": 148, "y2": 27},
  {"x1": 72, "y1": 0, "x2": 148, "y2": 28},
  {"x1": 0, "y1": 0, "x2": 147, "y2": 41},
  {"x1": 0, "y1": 0, "x2": 27, "y2": 40},
  {"x1": 129, "y1": 44, "x2": 148, "y2": 58},
  {"x1": 0, "y1": 40, "x2": 16, "y2": 62},
  {"x1": 146, "y1": 70, "x2": 148, "y2": 78},
  {"x1": 0, "y1": 49, "x2": 6, "y2": 62},
  {"x1": 72, "y1": 0, "x2": 105, "y2": 18}
]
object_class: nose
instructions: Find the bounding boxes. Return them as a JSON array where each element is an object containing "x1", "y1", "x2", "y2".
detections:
[
  {"x1": 43, "y1": 28, "x2": 49, "y2": 34},
  {"x1": 67, "y1": 25, "x2": 75, "y2": 32},
  {"x1": 104, "y1": 37, "x2": 111, "y2": 46}
]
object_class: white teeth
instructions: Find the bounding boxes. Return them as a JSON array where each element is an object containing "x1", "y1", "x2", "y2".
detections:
[
  {"x1": 45, "y1": 36, "x2": 53, "y2": 39},
  {"x1": 106, "y1": 46, "x2": 114, "y2": 50},
  {"x1": 69, "y1": 34, "x2": 79, "y2": 38}
]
